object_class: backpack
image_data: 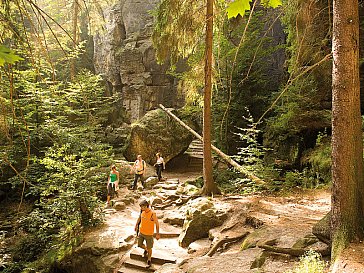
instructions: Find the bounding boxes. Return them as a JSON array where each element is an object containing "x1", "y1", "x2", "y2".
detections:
[{"x1": 135, "y1": 160, "x2": 146, "y2": 174}]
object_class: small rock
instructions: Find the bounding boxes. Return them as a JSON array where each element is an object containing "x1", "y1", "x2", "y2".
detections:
[{"x1": 114, "y1": 201, "x2": 126, "y2": 211}]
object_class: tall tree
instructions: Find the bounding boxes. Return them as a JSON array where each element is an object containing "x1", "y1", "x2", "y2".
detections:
[
  {"x1": 201, "y1": 0, "x2": 220, "y2": 195},
  {"x1": 331, "y1": 0, "x2": 364, "y2": 259},
  {"x1": 70, "y1": 0, "x2": 79, "y2": 79}
]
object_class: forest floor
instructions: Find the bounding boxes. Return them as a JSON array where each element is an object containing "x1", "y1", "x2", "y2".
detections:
[
  {"x1": 2, "y1": 166, "x2": 364, "y2": 272},
  {"x1": 102, "y1": 167, "x2": 339, "y2": 273}
]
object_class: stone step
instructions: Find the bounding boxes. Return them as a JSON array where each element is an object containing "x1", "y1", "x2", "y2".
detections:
[
  {"x1": 129, "y1": 248, "x2": 177, "y2": 265},
  {"x1": 117, "y1": 266, "x2": 147, "y2": 273},
  {"x1": 163, "y1": 178, "x2": 180, "y2": 184},
  {"x1": 122, "y1": 257, "x2": 161, "y2": 272},
  {"x1": 152, "y1": 183, "x2": 178, "y2": 190}
]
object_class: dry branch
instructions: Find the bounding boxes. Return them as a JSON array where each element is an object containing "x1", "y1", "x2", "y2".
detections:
[
  {"x1": 206, "y1": 232, "x2": 250, "y2": 257},
  {"x1": 159, "y1": 104, "x2": 265, "y2": 184},
  {"x1": 258, "y1": 244, "x2": 330, "y2": 257}
]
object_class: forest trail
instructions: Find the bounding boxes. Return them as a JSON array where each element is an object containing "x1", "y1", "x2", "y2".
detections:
[{"x1": 94, "y1": 167, "x2": 337, "y2": 273}]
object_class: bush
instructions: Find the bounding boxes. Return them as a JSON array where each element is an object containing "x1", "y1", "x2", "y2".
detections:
[{"x1": 286, "y1": 250, "x2": 327, "y2": 273}]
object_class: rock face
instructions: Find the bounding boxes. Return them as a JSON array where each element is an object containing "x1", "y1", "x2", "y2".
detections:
[
  {"x1": 123, "y1": 108, "x2": 193, "y2": 164},
  {"x1": 94, "y1": 0, "x2": 184, "y2": 123},
  {"x1": 178, "y1": 198, "x2": 228, "y2": 248}
]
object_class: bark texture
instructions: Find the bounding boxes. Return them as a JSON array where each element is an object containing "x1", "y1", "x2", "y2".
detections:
[
  {"x1": 331, "y1": 0, "x2": 364, "y2": 259},
  {"x1": 202, "y1": 0, "x2": 220, "y2": 196}
]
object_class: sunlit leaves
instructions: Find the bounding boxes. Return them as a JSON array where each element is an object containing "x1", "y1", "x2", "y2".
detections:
[
  {"x1": 226, "y1": 0, "x2": 252, "y2": 19},
  {"x1": 226, "y1": 0, "x2": 282, "y2": 19},
  {"x1": 261, "y1": 0, "x2": 282, "y2": 8},
  {"x1": 0, "y1": 45, "x2": 23, "y2": 66}
]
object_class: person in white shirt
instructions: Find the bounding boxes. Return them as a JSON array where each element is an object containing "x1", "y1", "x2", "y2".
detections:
[
  {"x1": 153, "y1": 152, "x2": 165, "y2": 182},
  {"x1": 131, "y1": 155, "x2": 146, "y2": 190}
]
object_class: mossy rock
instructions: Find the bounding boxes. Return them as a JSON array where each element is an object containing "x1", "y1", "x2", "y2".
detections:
[{"x1": 123, "y1": 109, "x2": 193, "y2": 164}]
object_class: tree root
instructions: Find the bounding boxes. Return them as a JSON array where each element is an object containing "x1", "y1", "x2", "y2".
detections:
[
  {"x1": 153, "y1": 195, "x2": 195, "y2": 209},
  {"x1": 257, "y1": 244, "x2": 331, "y2": 257},
  {"x1": 205, "y1": 232, "x2": 250, "y2": 257}
]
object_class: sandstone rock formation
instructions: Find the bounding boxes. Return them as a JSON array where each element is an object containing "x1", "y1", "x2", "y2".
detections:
[{"x1": 94, "y1": 0, "x2": 184, "y2": 123}]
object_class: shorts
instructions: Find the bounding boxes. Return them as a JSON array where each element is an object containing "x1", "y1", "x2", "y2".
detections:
[
  {"x1": 107, "y1": 182, "x2": 116, "y2": 197},
  {"x1": 138, "y1": 233, "x2": 154, "y2": 249}
]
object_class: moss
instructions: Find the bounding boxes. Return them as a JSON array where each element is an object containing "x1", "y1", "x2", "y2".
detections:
[{"x1": 331, "y1": 227, "x2": 350, "y2": 260}]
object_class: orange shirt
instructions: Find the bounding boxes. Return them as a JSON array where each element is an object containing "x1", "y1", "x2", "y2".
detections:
[{"x1": 139, "y1": 209, "x2": 155, "y2": 236}]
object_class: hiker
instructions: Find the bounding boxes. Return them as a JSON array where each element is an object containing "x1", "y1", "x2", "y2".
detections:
[
  {"x1": 153, "y1": 152, "x2": 165, "y2": 182},
  {"x1": 107, "y1": 164, "x2": 119, "y2": 206},
  {"x1": 131, "y1": 155, "x2": 146, "y2": 190},
  {"x1": 135, "y1": 199, "x2": 160, "y2": 268}
]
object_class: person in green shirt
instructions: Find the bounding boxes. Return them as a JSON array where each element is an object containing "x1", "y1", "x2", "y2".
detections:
[{"x1": 107, "y1": 164, "x2": 119, "y2": 207}]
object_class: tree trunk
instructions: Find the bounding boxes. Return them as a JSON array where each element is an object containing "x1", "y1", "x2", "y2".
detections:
[
  {"x1": 201, "y1": 0, "x2": 220, "y2": 196},
  {"x1": 331, "y1": 0, "x2": 364, "y2": 259},
  {"x1": 70, "y1": 0, "x2": 79, "y2": 80}
]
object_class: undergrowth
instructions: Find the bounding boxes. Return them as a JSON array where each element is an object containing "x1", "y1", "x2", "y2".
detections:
[{"x1": 285, "y1": 250, "x2": 327, "y2": 273}]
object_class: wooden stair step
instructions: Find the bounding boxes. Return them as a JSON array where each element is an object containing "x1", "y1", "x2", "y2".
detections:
[
  {"x1": 154, "y1": 232, "x2": 180, "y2": 238},
  {"x1": 122, "y1": 258, "x2": 161, "y2": 272},
  {"x1": 118, "y1": 266, "x2": 147, "y2": 273},
  {"x1": 129, "y1": 248, "x2": 177, "y2": 265}
]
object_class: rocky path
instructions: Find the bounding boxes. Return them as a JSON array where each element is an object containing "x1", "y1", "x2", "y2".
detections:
[{"x1": 77, "y1": 168, "x2": 339, "y2": 273}]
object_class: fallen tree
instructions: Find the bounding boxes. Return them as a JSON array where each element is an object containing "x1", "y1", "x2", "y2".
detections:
[{"x1": 159, "y1": 104, "x2": 265, "y2": 184}]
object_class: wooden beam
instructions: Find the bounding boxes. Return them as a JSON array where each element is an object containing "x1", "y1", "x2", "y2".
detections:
[{"x1": 159, "y1": 104, "x2": 265, "y2": 184}]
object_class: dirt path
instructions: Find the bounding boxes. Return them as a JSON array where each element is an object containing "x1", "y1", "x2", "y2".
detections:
[{"x1": 97, "y1": 167, "x2": 335, "y2": 273}]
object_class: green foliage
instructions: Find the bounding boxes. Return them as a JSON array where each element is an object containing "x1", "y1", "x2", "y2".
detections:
[
  {"x1": 283, "y1": 170, "x2": 305, "y2": 188},
  {"x1": 216, "y1": 111, "x2": 279, "y2": 194},
  {"x1": 151, "y1": 0, "x2": 206, "y2": 66},
  {"x1": 234, "y1": 111, "x2": 272, "y2": 175},
  {"x1": 303, "y1": 132, "x2": 331, "y2": 185},
  {"x1": 0, "y1": 45, "x2": 23, "y2": 66},
  {"x1": 6, "y1": 130, "x2": 110, "y2": 271},
  {"x1": 213, "y1": 167, "x2": 241, "y2": 192},
  {"x1": 266, "y1": 77, "x2": 331, "y2": 141},
  {"x1": 1, "y1": 60, "x2": 114, "y2": 271},
  {"x1": 285, "y1": 250, "x2": 327, "y2": 273},
  {"x1": 11, "y1": 234, "x2": 50, "y2": 263},
  {"x1": 212, "y1": 7, "x2": 284, "y2": 152},
  {"x1": 227, "y1": 0, "x2": 282, "y2": 18},
  {"x1": 262, "y1": 0, "x2": 332, "y2": 174},
  {"x1": 0, "y1": 1, "x2": 123, "y2": 272},
  {"x1": 226, "y1": 0, "x2": 252, "y2": 18}
]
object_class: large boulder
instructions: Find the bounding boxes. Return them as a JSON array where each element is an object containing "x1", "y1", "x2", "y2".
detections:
[
  {"x1": 178, "y1": 198, "x2": 229, "y2": 248},
  {"x1": 123, "y1": 108, "x2": 193, "y2": 164}
]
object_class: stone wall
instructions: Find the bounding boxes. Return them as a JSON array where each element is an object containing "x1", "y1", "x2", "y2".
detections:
[{"x1": 93, "y1": 0, "x2": 183, "y2": 122}]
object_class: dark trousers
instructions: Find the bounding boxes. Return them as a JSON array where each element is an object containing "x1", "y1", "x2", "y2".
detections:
[
  {"x1": 132, "y1": 173, "x2": 144, "y2": 189},
  {"x1": 155, "y1": 164, "x2": 163, "y2": 181}
]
